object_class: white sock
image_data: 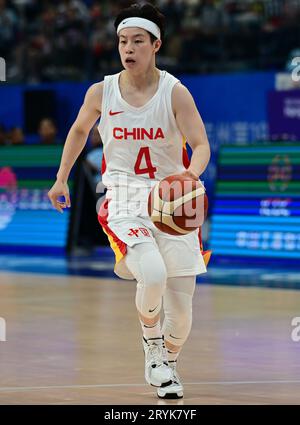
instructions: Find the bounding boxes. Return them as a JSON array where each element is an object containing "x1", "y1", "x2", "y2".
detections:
[
  {"x1": 140, "y1": 320, "x2": 162, "y2": 340},
  {"x1": 166, "y1": 349, "x2": 180, "y2": 363}
]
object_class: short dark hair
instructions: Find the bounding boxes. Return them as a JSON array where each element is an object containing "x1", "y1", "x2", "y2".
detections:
[{"x1": 114, "y1": 2, "x2": 165, "y2": 43}]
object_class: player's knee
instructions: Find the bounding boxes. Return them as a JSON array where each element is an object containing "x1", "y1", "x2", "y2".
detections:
[
  {"x1": 177, "y1": 313, "x2": 192, "y2": 336},
  {"x1": 165, "y1": 288, "x2": 193, "y2": 317},
  {"x1": 132, "y1": 244, "x2": 167, "y2": 318},
  {"x1": 166, "y1": 311, "x2": 192, "y2": 334},
  {"x1": 143, "y1": 263, "x2": 167, "y2": 290},
  {"x1": 163, "y1": 289, "x2": 193, "y2": 342},
  {"x1": 126, "y1": 243, "x2": 167, "y2": 290},
  {"x1": 138, "y1": 248, "x2": 167, "y2": 290},
  {"x1": 177, "y1": 302, "x2": 193, "y2": 325}
]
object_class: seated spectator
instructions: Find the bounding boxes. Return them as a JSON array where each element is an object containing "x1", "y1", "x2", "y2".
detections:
[
  {"x1": 8, "y1": 127, "x2": 25, "y2": 145},
  {"x1": 38, "y1": 118, "x2": 61, "y2": 145}
]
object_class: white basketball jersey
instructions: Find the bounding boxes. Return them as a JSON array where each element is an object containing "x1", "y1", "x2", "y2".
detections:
[{"x1": 98, "y1": 70, "x2": 187, "y2": 192}]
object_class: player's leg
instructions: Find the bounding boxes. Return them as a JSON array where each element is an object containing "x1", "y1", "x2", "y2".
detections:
[
  {"x1": 152, "y1": 229, "x2": 206, "y2": 398},
  {"x1": 125, "y1": 242, "x2": 173, "y2": 387},
  {"x1": 98, "y1": 204, "x2": 172, "y2": 386},
  {"x1": 157, "y1": 275, "x2": 196, "y2": 398},
  {"x1": 126, "y1": 242, "x2": 167, "y2": 332},
  {"x1": 163, "y1": 275, "x2": 196, "y2": 361},
  {"x1": 98, "y1": 199, "x2": 173, "y2": 386}
]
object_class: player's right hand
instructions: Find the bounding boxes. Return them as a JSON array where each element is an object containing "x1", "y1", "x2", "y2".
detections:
[{"x1": 48, "y1": 180, "x2": 71, "y2": 213}]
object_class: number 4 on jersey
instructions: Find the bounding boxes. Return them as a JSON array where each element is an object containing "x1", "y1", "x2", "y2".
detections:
[{"x1": 134, "y1": 147, "x2": 157, "y2": 179}]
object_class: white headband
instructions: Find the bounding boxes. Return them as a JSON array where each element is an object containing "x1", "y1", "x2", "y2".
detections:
[{"x1": 117, "y1": 17, "x2": 161, "y2": 40}]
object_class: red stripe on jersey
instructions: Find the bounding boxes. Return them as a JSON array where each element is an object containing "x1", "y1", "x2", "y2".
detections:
[{"x1": 101, "y1": 153, "x2": 107, "y2": 175}]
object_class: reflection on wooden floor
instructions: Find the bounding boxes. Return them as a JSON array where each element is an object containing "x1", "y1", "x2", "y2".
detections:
[{"x1": 0, "y1": 272, "x2": 300, "y2": 405}]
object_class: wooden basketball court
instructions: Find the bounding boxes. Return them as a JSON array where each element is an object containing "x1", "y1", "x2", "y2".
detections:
[{"x1": 0, "y1": 271, "x2": 300, "y2": 405}]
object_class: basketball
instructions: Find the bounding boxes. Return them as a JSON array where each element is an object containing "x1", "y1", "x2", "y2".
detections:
[{"x1": 148, "y1": 174, "x2": 206, "y2": 236}]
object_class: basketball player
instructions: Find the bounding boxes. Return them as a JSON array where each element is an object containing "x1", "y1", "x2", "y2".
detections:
[{"x1": 48, "y1": 3, "x2": 211, "y2": 399}]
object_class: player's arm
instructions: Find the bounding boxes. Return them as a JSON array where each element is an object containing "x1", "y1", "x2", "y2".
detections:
[
  {"x1": 48, "y1": 82, "x2": 103, "y2": 212},
  {"x1": 172, "y1": 83, "x2": 210, "y2": 181}
]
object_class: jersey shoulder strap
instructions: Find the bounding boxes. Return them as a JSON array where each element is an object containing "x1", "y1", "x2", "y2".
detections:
[{"x1": 99, "y1": 73, "x2": 120, "y2": 132}]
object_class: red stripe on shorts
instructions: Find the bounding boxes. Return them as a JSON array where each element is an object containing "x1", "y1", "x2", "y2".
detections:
[{"x1": 98, "y1": 198, "x2": 127, "y2": 257}]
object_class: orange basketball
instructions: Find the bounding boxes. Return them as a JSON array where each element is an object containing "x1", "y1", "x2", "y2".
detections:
[{"x1": 148, "y1": 174, "x2": 207, "y2": 235}]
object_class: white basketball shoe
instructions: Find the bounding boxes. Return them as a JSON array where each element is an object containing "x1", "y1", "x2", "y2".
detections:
[
  {"x1": 142, "y1": 337, "x2": 173, "y2": 387},
  {"x1": 157, "y1": 361, "x2": 184, "y2": 399}
]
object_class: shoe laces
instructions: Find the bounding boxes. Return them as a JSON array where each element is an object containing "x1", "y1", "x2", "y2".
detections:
[
  {"x1": 148, "y1": 342, "x2": 164, "y2": 367},
  {"x1": 169, "y1": 362, "x2": 180, "y2": 384}
]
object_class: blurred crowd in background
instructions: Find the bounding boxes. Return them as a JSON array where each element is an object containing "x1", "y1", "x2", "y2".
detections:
[
  {"x1": 1, "y1": 0, "x2": 300, "y2": 151},
  {"x1": 0, "y1": 116, "x2": 103, "y2": 186},
  {"x1": 0, "y1": 117, "x2": 61, "y2": 145},
  {"x1": 1, "y1": 0, "x2": 300, "y2": 83}
]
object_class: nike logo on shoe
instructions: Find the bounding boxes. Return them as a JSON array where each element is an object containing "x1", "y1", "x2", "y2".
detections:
[{"x1": 109, "y1": 110, "x2": 124, "y2": 116}]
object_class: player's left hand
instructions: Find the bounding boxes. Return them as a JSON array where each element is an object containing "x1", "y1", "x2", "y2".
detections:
[{"x1": 48, "y1": 180, "x2": 71, "y2": 213}]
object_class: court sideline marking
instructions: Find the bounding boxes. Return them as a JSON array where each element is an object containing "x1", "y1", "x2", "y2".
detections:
[{"x1": 0, "y1": 379, "x2": 300, "y2": 393}]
